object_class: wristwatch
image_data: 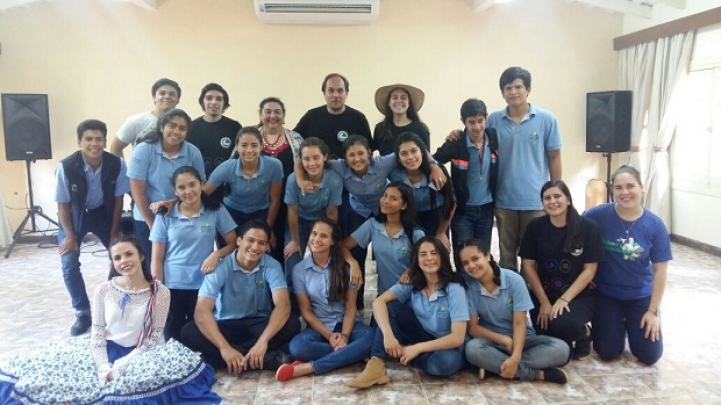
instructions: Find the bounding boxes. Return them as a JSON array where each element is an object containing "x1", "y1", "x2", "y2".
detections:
[{"x1": 648, "y1": 308, "x2": 661, "y2": 317}]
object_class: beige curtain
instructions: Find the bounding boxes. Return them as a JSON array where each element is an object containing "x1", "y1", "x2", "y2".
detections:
[
  {"x1": 619, "y1": 30, "x2": 695, "y2": 229},
  {"x1": 0, "y1": 188, "x2": 14, "y2": 247}
]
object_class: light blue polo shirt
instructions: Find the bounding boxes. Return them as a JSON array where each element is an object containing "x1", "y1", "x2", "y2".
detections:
[
  {"x1": 55, "y1": 158, "x2": 130, "y2": 208},
  {"x1": 199, "y1": 253, "x2": 287, "y2": 321},
  {"x1": 208, "y1": 156, "x2": 283, "y2": 213},
  {"x1": 487, "y1": 104, "x2": 562, "y2": 210},
  {"x1": 387, "y1": 168, "x2": 444, "y2": 213},
  {"x1": 326, "y1": 153, "x2": 396, "y2": 217},
  {"x1": 149, "y1": 204, "x2": 237, "y2": 290},
  {"x1": 464, "y1": 133, "x2": 492, "y2": 206},
  {"x1": 127, "y1": 141, "x2": 206, "y2": 221},
  {"x1": 285, "y1": 170, "x2": 343, "y2": 221},
  {"x1": 351, "y1": 219, "x2": 425, "y2": 294},
  {"x1": 466, "y1": 268, "x2": 535, "y2": 337},
  {"x1": 292, "y1": 255, "x2": 360, "y2": 330},
  {"x1": 390, "y1": 282, "x2": 469, "y2": 339}
]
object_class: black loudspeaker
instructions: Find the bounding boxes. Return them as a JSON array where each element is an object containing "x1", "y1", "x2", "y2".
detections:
[
  {"x1": 586, "y1": 91, "x2": 632, "y2": 153},
  {"x1": 2, "y1": 94, "x2": 52, "y2": 161}
]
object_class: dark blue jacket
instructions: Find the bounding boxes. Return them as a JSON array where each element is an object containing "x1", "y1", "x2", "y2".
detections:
[
  {"x1": 60, "y1": 151, "x2": 121, "y2": 232},
  {"x1": 433, "y1": 128, "x2": 498, "y2": 215}
]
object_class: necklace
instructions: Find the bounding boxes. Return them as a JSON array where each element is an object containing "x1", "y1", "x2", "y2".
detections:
[
  {"x1": 262, "y1": 131, "x2": 283, "y2": 148},
  {"x1": 620, "y1": 216, "x2": 638, "y2": 239}
]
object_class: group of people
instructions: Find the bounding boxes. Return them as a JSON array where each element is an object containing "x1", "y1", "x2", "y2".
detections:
[{"x1": 0, "y1": 66, "x2": 672, "y2": 404}]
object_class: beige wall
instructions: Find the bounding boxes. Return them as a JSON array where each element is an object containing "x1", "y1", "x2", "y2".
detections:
[{"x1": 0, "y1": 0, "x2": 622, "y2": 230}]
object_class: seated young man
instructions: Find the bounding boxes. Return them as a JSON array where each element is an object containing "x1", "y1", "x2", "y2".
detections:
[{"x1": 180, "y1": 219, "x2": 301, "y2": 373}]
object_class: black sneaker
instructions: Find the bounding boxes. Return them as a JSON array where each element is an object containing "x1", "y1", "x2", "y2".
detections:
[
  {"x1": 574, "y1": 335, "x2": 592, "y2": 361},
  {"x1": 70, "y1": 314, "x2": 92, "y2": 336},
  {"x1": 263, "y1": 350, "x2": 292, "y2": 371},
  {"x1": 541, "y1": 368, "x2": 568, "y2": 384}
]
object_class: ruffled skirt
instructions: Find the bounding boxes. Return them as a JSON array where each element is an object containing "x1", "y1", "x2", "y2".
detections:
[{"x1": 0, "y1": 337, "x2": 221, "y2": 404}]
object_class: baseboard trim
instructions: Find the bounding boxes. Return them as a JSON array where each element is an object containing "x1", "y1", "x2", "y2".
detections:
[{"x1": 671, "y1": 234, "x2": 721, "y2": 257}]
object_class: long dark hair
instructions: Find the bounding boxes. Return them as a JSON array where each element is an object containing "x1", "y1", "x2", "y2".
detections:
[
  {"x1": 409, "y1": 236, "x2": 466, "y2": 292},
  {"x1": 311, "y1": 218, "x2": 348, "y2": 302},
  {"x1": 376, "y1": 182, "x2": 417, "y2": 245},
  {"x1": 107, "y1": 236, "x2": 152, "y2": 282},
  {"x1": 171, "y1": 166, "x2": 220, "y2": 210},
  {"x1": 458, "y1": 239, "x2": 501, "y2": 286},
  {"x1": 540, "y1": 180, "x2": 582, "y2": 252},
  {"x1": 139, "y1": 108, "x2": 192, "y2": 144},
  {"x1": 393, "y1": 132, "x2": 456, "y2": 221},
  {"x1": 377, "y1": 87, "x2": 428, "y2": 147}
]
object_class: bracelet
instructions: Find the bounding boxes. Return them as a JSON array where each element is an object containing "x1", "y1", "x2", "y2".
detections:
[
  {"x1": 341, "y1": 333, "x2": 350, "y2": 341},
  {"x1": 558, "y1": 297, "x2": 569, "y2": 303}
]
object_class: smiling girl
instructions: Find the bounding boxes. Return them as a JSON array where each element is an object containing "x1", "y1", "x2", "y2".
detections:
[
  {"x1": 150, "y1": 166, "x2": 237, "y2": 341},
  {"x1": 204, "y1": 127, "x2": 283, "y2": 245},
  {"x1": 519, "y1": 180, "x2": 604, "y2": 360},
  {"x1": 348, "y1": 237, "x2": 468, "y2": 388}
]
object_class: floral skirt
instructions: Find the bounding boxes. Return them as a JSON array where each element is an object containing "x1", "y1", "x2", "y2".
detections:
[{"x1": 0, "y1": 337, "x2": 221, "y2": 404}]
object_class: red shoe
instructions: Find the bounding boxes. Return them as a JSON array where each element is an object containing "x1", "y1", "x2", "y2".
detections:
[{"x1": 275, "y1": 360, "x2": 304, "y2": 382}]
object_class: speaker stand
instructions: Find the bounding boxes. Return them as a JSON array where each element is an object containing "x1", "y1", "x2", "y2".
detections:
[
  {"x1": 4, "y1": 160, "x2": 58, "y2": 258},
  {"x1": 603, "y1": 152, "x2": 614, "y2": 203}
]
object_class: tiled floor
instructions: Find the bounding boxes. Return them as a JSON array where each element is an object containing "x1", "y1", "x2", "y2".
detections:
[{"x1": 1, "y1": 233, "x2": 720, "y2": 404}]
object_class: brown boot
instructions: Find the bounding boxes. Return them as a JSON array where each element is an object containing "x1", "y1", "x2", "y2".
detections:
[{"x1": 347, "y1": 357, "x2": 390, "y2": 389}]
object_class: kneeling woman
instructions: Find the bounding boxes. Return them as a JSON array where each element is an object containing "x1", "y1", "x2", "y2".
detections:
[
  {"x1": 276, "y1": 219, "x2": 374, "y2": 381},
  {"x1": 0, "y1": 238, "x2": 221, "y2": 404},
  {"x1": 460, "y1": 239, "x2": 570, "y2": 384},
  {"x1": 348, "y1": 237, "x2": 468, "y2": 388},
  {"x1": 519, "y1": 180, "x2": 604, "y2": 360}
]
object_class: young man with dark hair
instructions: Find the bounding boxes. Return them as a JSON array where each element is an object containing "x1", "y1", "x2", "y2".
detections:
[
  {"x1": 56, "y1": 119, "x2": 130, "y2": 335},
  {"x1": 181, "y1": 219, "x2": 300, "y2": 374},
  {"x1": 434, "y1": 98, "x2": 499, "y2": 272},
  {"x1": 110, "y1": 78, "x2": 182, "y2": 156},
  {"x1": 293, "y1": 73, "x2": 371, "y2": 159},
  {"x1": 487, "y1": 67, "x2": 563, "y2": 271},
  {"x1": 186, "y1": 83, "x2": 242, "y2": 202}
]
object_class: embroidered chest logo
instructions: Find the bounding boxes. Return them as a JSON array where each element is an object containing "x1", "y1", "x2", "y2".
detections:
[
  {"x1": 220, "y1": 137, "x2": 232, "y2": 149},
  {"x1": 505, "y1": 298, "x2": 514, "y2": 308},
  {"x1": 529, "y1": 131, "x2": 539, "y2": 140},
  {"x1": 71, "y1": 183, "x2": 79, "y2": 193},
  {"x1": 201, "y1": 223, "x2": 212, "y2": 232}
]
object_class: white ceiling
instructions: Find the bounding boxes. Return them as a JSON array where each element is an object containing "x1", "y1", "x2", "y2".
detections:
[{"x1": 0, "y1": 0, "x2": 687, "y2": 18}]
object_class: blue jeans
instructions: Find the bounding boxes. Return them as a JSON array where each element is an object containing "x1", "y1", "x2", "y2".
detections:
[
  {"x1": 465, "y1": 334, "x2": 570, "y2": 380},
  {"x1": 592, "y1": 292, "x2": 663, "y2": 365},
  {"x1": 451, "y1": 202, "x2": 494, "y2": 273},
  {"x1": 59, "y1": 208, "x2": 112, "y2": 313},
  {"x1": 289, "y1": 320, "x2": 373, "y2": 374},
  {"x1": 371, "y1": 301, "x2": 465, "y2": 377}
]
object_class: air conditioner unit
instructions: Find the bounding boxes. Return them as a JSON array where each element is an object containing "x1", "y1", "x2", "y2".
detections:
[{"x1": 254, "y1": 0, "x2": 380, "y2": 25}]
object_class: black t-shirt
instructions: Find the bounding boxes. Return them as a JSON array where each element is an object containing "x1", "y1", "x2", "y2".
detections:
[
  {"x1": 187, "y1": 116, "x2": 242, "y2": 177},
  {"x1": 372, "y1": 120, "x2": 430, "y2": 156},
  {"x1": 519, "y1": 215, "x2": 605, "y2": 300},
  {"x1": 293, "y1": 105, "x2": 371, "y2": 159}
]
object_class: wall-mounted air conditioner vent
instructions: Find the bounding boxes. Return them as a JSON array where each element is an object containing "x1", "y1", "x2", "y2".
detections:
[{"x1": 254, "y1": 0, "x2": 380, "y2": 25}]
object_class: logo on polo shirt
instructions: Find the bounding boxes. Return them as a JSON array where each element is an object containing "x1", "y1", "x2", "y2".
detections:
[
  {"x1": 221, "y1": 137, "x2": 232, "y2": 149},
  {"x1": 337, "y1": 131, "x2": 349, "y2": 142},
  {"x1": 201, "y1": 223, "x2": 211, "y2": 232},
  {"x1": 436, "y1": 305, "x2": 450, "y2": 318},
  {"x1": 505, "y1": 298, "x2": 514, "y2": 308},
  {"x1": 529, "y1": 131, "x2": 539, "y2": 140},
  {"x1": 71, "y1": 183, "x2": 79, "y2": 193}
]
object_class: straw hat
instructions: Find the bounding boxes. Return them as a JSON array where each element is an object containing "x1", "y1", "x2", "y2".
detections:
[{"x1": 374, "y1": 84, "x2": 425, "y2": 114}]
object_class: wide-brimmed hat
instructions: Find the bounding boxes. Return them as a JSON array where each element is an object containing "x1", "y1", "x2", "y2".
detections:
[{"x1": 374, "y1": 84, "x2": 425, "y2": 114}]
